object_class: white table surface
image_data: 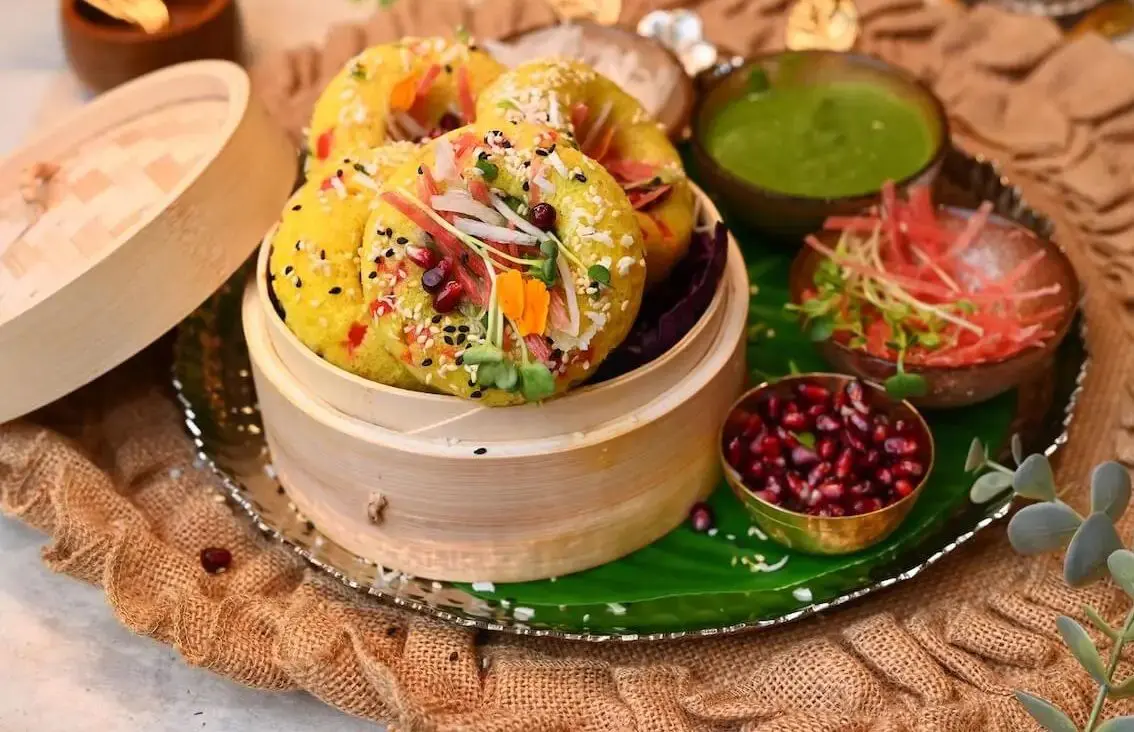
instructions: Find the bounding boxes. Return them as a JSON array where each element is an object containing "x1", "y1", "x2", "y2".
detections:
[
  {"x1": 0, "y1": 7, "x2": 387, "y2": 731},
  {"x1": 4, "y1": 2, "x2": 1134, "y2": 731}
]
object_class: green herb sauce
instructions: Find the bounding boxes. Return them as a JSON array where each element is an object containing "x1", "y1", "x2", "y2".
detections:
[{"x1": 705, "y1": 81, "x2": 935, "y2": 198}]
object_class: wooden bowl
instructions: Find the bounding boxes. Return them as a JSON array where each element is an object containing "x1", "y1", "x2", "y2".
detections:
[
  {"x1": 0, "y1": 60, "x2": 294, "y2": 423},
  {"x1": 61, "y1": 0, "x2": 240, "y2": 93},
  {"x1": 721, "y1": 374, "x2": 934, "y2": 555},
  {"x1": 493, "y1": 21, "x2": 695, "y2": 141},
  {"x1": 243, "y1": 186, "x2": 750, "y2": 582},
  {"x1": 690, "y1": 51, "x2": 948, "y2": 243},
  {"x1": 788, "y1": 208, "x2": 1081, "y2": 409}
]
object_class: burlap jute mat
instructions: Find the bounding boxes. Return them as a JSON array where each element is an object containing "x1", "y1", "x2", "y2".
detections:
[{"x1": 6, "y1": 2, "x2": 1134, "y2": 729}]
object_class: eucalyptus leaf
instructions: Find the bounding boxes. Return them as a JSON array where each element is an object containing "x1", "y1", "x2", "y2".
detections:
[
  {"x1": 1014, "y1": 691, "x2": 1077, "y2": 732},
  {"x1": 970, "y1": 471, "x2": 1013, "y2": 504},
  {"x1": 1097, "y1": 717, "x2": 1134, "y2": 732},
  {"x1": 1011, "y1": 434, "x2": 1024, "y2": 466},
  {"x1": 1006, "y1": 502, "x2": 1081, "y2": 554},
  {"x1": 1014, "y1": 454, "x2": 1057, "y2": 501},
  {"x1": 965, "y1": 438, "x2": 986, "y2": 473},
  {"x1": 1107, "y1": 550, "x2": 1134, "y2": 599},
  {"x1": 1091, "y1": 462, "x2": 1132, "y2": 522},
  {"x1": 1108, "y1": 676, "x2": 1134, "y2": 699},
  {"x1": 1065, "y1": 512, "x2": 1124, "y2": 586},
  {"x1": 1057, "y1": 616, "x2": 1108, "y2": 684},
  {"x1": 1082, "y1": 604, "x2": 1119, "y2": 641}
]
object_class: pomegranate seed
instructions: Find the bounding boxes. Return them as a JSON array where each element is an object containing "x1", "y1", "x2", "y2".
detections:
[
  {"x1": 433, "y1": 279, "x2": 464, "y2": 312},
  {"x1": 894, "y1": 419, "x2": 915, "y2": 435},
  {"x1": 883, "y1": 437, "x2": 918, "y2": 456},
  {"x1": 816, "y1": 414, "x2": 841, "y2": 432},
  {"x1": 850, "y1": 481, "x2": 872, "y2": 496},
  {"x1": 817, "y1": 438, "x2": 838, "y2": 460},
  {"x1": 742, "y1": 414, "x2": 763, "y2": 438},
  {"x1": 782, "y1": 411, "x2": 808, "y2": 430},
  {"x1": 200, "y1": 547, "x2": 232, "y2": 574},
  {"x1": 819, "y1": 482, "x2": 845, "y2": 500},
  {"x1": 807, "y1": 462, "x2": 832, "y2": 487},
  {"x1": 529, "y1": 202, "x2": 557, "y2": 231},
  {"x1": 845, "y1": 380, "x2": 864, "y2": 404},
  {"x1": 861, "y1": 449, "x2": 881, "y2": 468},
  {"x1": 797, "y1": 383, "x2": 830, "y2": 404},
  {"x1": 787, "y1": 472, "x2": 808, "y2": 495},
  {"x1": 766, "y1": 456, "x2": 787, "y2": 473},
  {"x1": 784, "y1": 399, "x2": 801, "y2": 414},
  {"x1": 806, "y1": 488, "x2": 823, "y2": 506},
  {"x1": 835, "y1": 449, "x2": 855, "y2": 479},
  {"x1": 760, "y1": 435, "x2": 782, "y2": 457},
  {"x1": 777, "y1": 427, "x2": 800, "y2": 449},
  {"x1": 875, "y1": 467, "x2": 894, "y2": 485},
  {"x1": 725, "y1": 437, "x2": 743, "y2": 467},
  {"x1": 689, "y1": 502, "x2": 715, "y2": 532},
  {"x1": 828, "y1": 504, "x2": 847, "y2": 517},
  {"x1": 894, "y1": 479, "x2": 915, "y2": 498},
  {"x1": 843, "y1": 430, "x2": 867, "y2": 451},
  {"x1": 764, "y1": 395, "x2": 782, "y2": 421},
  {"x1": 764, "y1": 475, "x2": 784, "y2": 496},
  {"x1": 894, "y1": 460, "x2": 925, "y2": 478},
  {"x1": 406, "y1": 245, "x2": 438, "y2": 270},
  {"x1": 847, "y1": 412, "x2": 870, "y2": 434},
  {"x1": 833, "y1": 390, "x2": 848, "y2": 410},
  {"x1": 871, "y1": 424, "x2": 890, "y2": 444},
  {"x1": 421, "y1": 257, "x2": 453, "y2": 292},
  {"x1": 806, "y1": 403, "x2": 827, "y2": 419},
  {"x1": 755, "y1": 490, "x2": 779, "y2": 504},
  {"x1": 791, "y1": 446, "x2": 819, "y2": 466}
]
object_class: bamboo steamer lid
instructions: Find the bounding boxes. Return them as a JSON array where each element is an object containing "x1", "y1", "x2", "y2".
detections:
[{"x1": 0, "y1": 60, "x2": 295, "y2": 422}]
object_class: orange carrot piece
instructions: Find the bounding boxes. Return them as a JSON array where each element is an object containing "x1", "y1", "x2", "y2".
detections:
[
  {"x1": 456, "y1": 67, "x2": 476, "y2": 123},
  {"x1": 496, "y1": 270, "x2": 526, "y2": 323},
  {"x1": 390, "y1": 74, "x2": 417, "y2": 111}
]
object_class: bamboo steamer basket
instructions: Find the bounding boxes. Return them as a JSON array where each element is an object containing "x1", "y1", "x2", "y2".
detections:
[
  {"x1": 244, "y1": 186, "x2": 750, "y2": 582},
  {"x1": 0, "y1": 60, "x2": 294, "y2": 423}
]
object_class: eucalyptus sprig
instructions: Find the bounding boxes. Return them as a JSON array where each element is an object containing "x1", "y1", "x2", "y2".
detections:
[{"x1": 967, "y1": 437, "x2": 1134, "y2": 731}]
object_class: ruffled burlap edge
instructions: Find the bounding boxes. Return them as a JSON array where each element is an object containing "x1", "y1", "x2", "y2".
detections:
[{"x1": 7, "y1": 1, "x2": 1134, "y2": 730}]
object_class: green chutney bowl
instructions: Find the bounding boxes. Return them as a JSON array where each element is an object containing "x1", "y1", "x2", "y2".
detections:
[{"x1": 690, "y1": 51, "x2": 949, "y2": 243}]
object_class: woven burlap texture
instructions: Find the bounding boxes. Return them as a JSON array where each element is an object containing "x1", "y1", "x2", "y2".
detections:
[{"x1": 7, "y1": 1, "x2": 1134, "y2": 729}]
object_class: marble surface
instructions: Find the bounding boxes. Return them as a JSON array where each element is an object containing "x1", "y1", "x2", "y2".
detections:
[{"x1": 0, "y1": 8, "x2": 382, "y2": 732}]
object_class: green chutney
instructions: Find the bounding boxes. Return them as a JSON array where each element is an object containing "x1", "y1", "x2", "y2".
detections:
[{"x1": 705, "y1": 80, "x2": 936, "y2": 198}]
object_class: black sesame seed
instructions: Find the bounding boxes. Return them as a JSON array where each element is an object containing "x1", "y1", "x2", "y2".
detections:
[
  {"x1": 470, "y1": 390, "x2": 483, "y2": 399},
  {"x1": 443, "y1": 325, "x2": 456, "y2": 333},
  {"x1": 396, "y1": 236, "x2": 408, "y2": 245},
  {"x1": 420, "y1": 358, "x2": 433, "y2": 368},
  {"x1": 444, "y1": 336, "x2": 454, "y2": 345},
  {"x1": 319, "y1": 249, "x2": 326, "y2": 260},
  {"x1": 368, "y1": 271, "x2": 378, "y2": 279},
  {"x1": 336, "y1": 169, "x2": 344, "y2": 178},
  {"x1": 385, "y1": 248, "x2": 395, "y2": 258},
  {"x1": 474, "y1": 447, "x2": 487, "y2": 455},
  {"x1": 574, "y1": 173, "x2": 587, "y2": 183},
  {"x1": 295, "y1": 277, "x2": 302, "y2": 288},
  {"x1": 523, "y1": 160, "x2": 531, "y2": 168},
  {"x1": 467, "y1": 379, "x2": 476, "y2": 387},
  {"x1": 417, "y1": 165, "x2": 425, "y2": 175},
  {"x1": 385, "y1": 228, "x2": 393, "y2": 237},
  {"x1": 458, "y1": 325, "x2": 470, "y2": 333},
  {"x1": 431, "y1": 314, "x2": 443, "y2": 324},
  {"x1": 343, "y1": 158, "x2": 351, "y2": 164},
  {"x1": 456, "y1": 355, "x2": 465, "y2": 366},
  {"x1": 444, "y1": 64, "x2": 453, "y2": 73},
  {"x1": 456, "y1": 333, "x2": 467, "y2": 344},
  {"x1": 548, "y1": 143, "x2": 556, "y2": 154},
  {"x1": 305, "y1": 521, "x2": 315, "y2": 532},
  {"x1": 329, "y1": 286, "x2": 342, "y2": 295},
  {"x1": 276, "y1": 485, "x2": 285, "y2": 494},
  {"x1": 291, "y1": 204, "x2": 302, "y2": 211},
  {"x1": 353, "y1": 162, "x2": 367, "y2": 173},
  {"x1": 522, "y1": 182, "x2": 530, "y2": 191},
  {"x1": 284, "y1": 265, "x2": 293, "y2": 275},
  {"x1": 478, "y1": 150, "x2": 489, "y2": 161},
  {"x1": 295, "y1": 241, "x2": 302, "y2": 251},
  {"x1": 535, "y1": 148, "x2": 549, "y2": 157}
]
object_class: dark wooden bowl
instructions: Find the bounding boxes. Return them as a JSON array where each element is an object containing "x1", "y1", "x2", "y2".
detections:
[
  {"x1": 787, "y1": 208, "x2": 1081, "y2": 409},
  {"x1": 61, "y1": 0, "x2": 240, "y2": 93},
  {"x1": 690, "y1": 51, "x2": 948, "y2": 244}
]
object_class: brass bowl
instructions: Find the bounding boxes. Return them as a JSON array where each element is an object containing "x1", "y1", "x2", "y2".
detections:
[
  {"x1": 689, "y1": 50, "x2": 948, "y2": 242},
  {"x1": 788, "y1": 207, "x2": 1081, "y2": 409},
  {"x1": 720, "y1": 373, "x2": 935, "y2": 555}
]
